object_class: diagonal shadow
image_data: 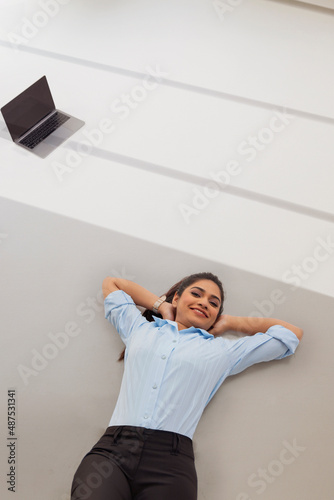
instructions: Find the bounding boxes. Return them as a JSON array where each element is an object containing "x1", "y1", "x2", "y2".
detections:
[
  {"x1": 64, "y1": 141, "x2": 334, "y2": 224},
  {"x1": 0, "y1": 40, "x2": 334, "y2": 126}
]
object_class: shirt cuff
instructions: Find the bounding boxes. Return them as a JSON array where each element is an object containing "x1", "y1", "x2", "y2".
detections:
[{"x1": 264, "y1": 324, "x2": 300, "y2": 356}]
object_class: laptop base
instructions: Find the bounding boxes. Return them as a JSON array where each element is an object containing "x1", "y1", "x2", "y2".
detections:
[{"x1": 16, "y1": 110, "x2": 85, "y2": 159}]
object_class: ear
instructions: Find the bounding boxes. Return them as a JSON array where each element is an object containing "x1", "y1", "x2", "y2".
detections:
[{"x1": 171, "y1": 291, "x2": 179, "y2": 309}]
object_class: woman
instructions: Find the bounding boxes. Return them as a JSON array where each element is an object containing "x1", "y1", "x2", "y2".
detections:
[{"x1": 71, "y1": 271, "x2": 302, "y2": 500}]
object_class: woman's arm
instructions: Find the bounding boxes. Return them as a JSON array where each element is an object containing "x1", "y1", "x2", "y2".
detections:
[
  {"x1": 102, "y1": 277, "x2": 174, "y2": 319},
  {"x1": 209, "y1": 314, "x2": 303, "y2": 341}
]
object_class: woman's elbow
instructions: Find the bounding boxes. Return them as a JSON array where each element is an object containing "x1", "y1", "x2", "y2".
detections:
[
  {"x1": 294, "y1": 327, "x2": 304, "y2": 341},
  {"x1": 102, "y1": 277, "x2": 119, "y2": 298}
]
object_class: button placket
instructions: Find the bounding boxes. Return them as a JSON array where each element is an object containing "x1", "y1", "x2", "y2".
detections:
[{"x1": 142, "y1": 342, "x2": 175, "y2": 424}]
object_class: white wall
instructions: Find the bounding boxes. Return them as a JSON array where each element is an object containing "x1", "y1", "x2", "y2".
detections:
[{"x1": 0, "y1": 1, "x2": 334, "y2": 499}]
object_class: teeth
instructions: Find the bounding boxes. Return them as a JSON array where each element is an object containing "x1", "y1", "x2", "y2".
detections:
[{"x1": 193, "y1": 309, "x2": 206, "y2": 317}]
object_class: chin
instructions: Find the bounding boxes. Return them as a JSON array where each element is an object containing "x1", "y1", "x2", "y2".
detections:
[{"x1": 189, "y1": 316, "x2": 210, "y2": 329}]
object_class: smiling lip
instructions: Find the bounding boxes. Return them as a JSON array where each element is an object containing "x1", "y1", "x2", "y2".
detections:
[{"x1": 190, "y1": 308, "x2": 208, "y2": 318}]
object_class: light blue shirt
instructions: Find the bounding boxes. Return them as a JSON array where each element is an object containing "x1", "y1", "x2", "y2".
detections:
[{"x1": 104, "y1": 290, "x2": 299, "y2": 440}]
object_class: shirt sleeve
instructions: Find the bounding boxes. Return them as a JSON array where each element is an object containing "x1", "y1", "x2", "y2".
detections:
[
  {"x1": 225, "y1": 325, "x2": 300, "y2": 376},
  {"x1": 104, "y1": 290, "x2": 149, "y2": 345}
]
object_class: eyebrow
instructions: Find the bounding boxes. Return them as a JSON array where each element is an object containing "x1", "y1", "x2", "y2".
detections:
[{"x1": 190, "y1": 286, "x2": 221, "y2": 303}]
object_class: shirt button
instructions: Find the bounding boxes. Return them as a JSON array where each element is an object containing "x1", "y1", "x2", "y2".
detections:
[
  {"x1": 172, "y1": 340, "x2": 177, "y2": 343},
  {"x1": 144, "y1": 415, "x2": 148, "y2": 419},
  {"x1": 153, "y1": 384, "x2": 157, "y2": 389},
  {"x1": 161, "y1": 355, "x2": 166, "y2": 359}
]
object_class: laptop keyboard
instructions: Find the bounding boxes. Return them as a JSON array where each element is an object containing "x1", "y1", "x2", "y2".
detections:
[{"x1": 19, "y1": 112, "x2": 70, "y2": 149}]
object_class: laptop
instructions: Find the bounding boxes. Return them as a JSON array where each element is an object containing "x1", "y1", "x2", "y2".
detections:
[{"x1": 1, "y1": 75, "x2": 85, "y2": 159}]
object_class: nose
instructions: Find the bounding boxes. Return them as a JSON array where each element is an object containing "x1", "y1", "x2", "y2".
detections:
[{"x1": 197, "y1": 299, "x2": 208, "y2": 311}]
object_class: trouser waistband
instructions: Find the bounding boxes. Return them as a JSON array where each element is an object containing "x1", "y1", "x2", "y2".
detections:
[{"x1": 106, "y1": 425, "x2": 194, "y2": 458}]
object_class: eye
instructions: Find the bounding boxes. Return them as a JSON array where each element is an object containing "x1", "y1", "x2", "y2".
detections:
[{"x1": 191, "y1": 291, "x2": 218, "y2": 307}]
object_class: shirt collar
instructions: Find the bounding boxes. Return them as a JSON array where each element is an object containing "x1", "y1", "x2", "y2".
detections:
[{"x1": 152, "y1": 315, "x2": 214, "y2": 338}]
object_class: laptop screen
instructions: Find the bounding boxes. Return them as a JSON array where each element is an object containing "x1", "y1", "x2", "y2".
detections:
[{"x1": 1, "y1": 76, "x2": 55, "y2": 141}]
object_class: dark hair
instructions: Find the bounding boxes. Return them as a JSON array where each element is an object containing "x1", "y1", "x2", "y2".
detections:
[{"x1": 117, "y1": 272, "x2": 225, "y2": 362}]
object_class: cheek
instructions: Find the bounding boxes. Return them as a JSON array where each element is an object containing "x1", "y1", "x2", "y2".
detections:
[
  {"x1": 181, "y1": 297, "x2": 191, "y2": 307},
  {"x1": 178, "y1": 300, "x2": 192, "y2": 315}
]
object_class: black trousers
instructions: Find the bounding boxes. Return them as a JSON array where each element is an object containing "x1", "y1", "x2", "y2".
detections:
[{"x1": 71, "y1": 425, "x2": 198, "y2": 500}]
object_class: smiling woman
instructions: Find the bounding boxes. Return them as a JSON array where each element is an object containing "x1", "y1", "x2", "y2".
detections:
[
  {"x1": 71, "y1": 271, "x2": 302, "y2": 500},
  {"x1": 102, "y1": 272, "x2": 225, "y2": 362}
]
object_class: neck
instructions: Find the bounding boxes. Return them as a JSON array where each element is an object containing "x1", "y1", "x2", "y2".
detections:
[{"x1": 175, "y1": 319, "x2": 190, "y2": 331}]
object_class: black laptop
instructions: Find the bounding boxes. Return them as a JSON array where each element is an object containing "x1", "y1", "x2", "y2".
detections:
[{"x1": 1, "y1": 76, "x2": 85, "y2": 158}]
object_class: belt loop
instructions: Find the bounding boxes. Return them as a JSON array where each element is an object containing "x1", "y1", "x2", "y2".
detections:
[
  {"x1": 112, "y1": 426, "x2": 123, "y2": 445},
  {"x1": 171, "y1": 433, "x2": 180, "y2": 456}
]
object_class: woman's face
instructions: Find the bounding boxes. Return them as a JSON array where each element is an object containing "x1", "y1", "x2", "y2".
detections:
[{"x1": 172, "y1": 279, "x2": 222, "y2": 331}]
